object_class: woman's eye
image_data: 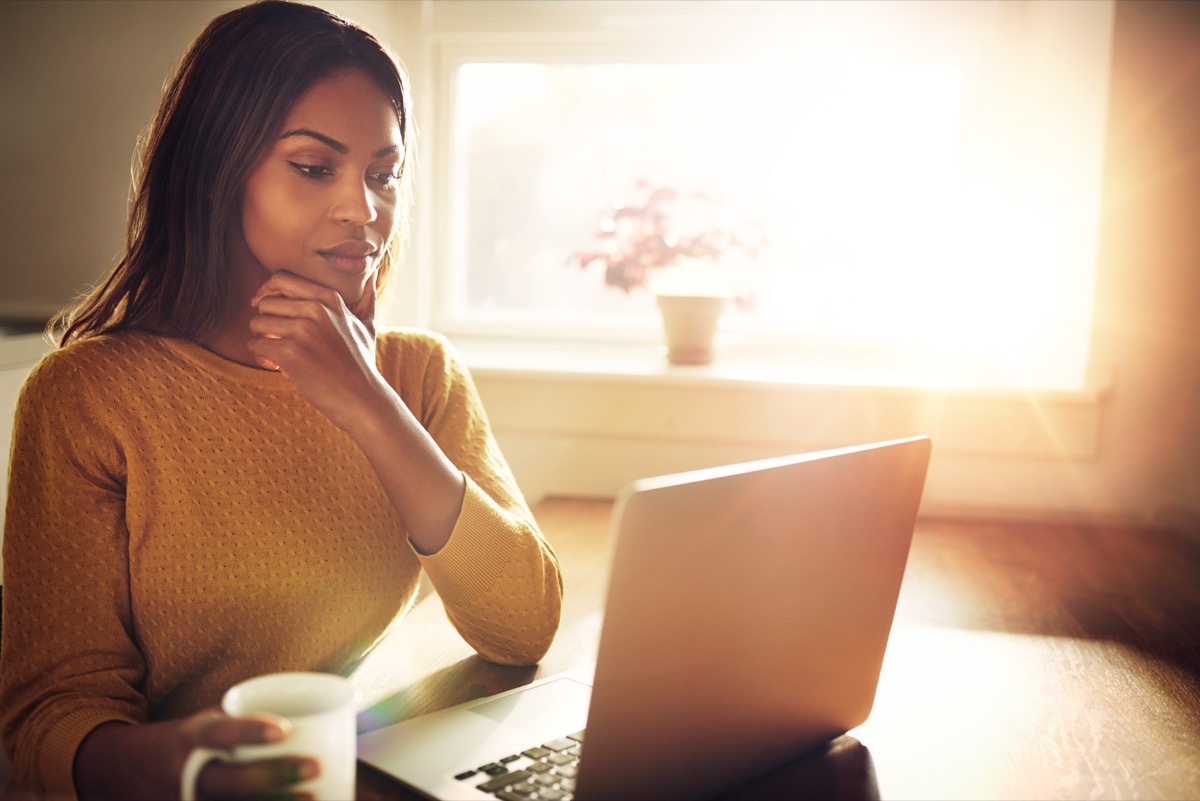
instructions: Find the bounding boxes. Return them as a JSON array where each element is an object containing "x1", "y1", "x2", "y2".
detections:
[
  {"x1": 288, "y1": 162, "x2": 332, "y2": 180},
  {"x1": 373, "y1": 172, "x2": 400, "y2": 187}
]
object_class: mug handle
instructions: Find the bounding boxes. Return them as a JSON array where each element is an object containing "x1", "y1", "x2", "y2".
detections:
[{"x1": 181, "y1": 746, "x2": 228, "y2": 801}]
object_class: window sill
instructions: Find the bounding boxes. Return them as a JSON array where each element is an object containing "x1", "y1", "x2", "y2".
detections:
[{"x1": 453, "y1": 336, "x2": 1110, "y2": 404}]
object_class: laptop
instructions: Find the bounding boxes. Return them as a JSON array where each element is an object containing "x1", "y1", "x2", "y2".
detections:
[{"x1": 357, "y1": 435, "x2": 931, "y2": 800}]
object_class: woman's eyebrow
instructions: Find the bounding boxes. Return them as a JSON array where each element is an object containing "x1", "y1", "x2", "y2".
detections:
[
  {"x1": 280, "y1": 128, "x2": 348, "y2": 153},
  {"x1": 279, "y1": 128, "x2": 401, "y2": 159}
]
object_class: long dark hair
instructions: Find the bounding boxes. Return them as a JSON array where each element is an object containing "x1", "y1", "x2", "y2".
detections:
[{"x1": 51, "y1": 0, "x2": 413, "y2": 346}]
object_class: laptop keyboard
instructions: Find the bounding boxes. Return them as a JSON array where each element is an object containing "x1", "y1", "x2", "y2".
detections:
[{"x1": 454, "y1": 729, "x2": 585, "y2": 800}]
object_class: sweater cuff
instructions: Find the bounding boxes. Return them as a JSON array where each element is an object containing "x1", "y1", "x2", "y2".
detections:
[
  {"x1": 416, "y1": 478, "x2": 532, "y2": 605},
  {"x1": 43, "y1": 707, "x2": 137, "y2": 800}
]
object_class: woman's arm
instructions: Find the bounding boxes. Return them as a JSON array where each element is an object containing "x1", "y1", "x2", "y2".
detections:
[
  {"x1": 395, "y1": 335, "x2": 564, "y2": 665},
  {"x1": 246, "y1": 271, "x2": 563, "y2": 663},
  {"x1": 0, "y1": 350, "x2": 148, "y2": 797},
  {"x1": 247, "y1": 271, "x2": 465, "y2": 554},
  {"x1": 0, "y1": 347, "x2": 325, "y2": 800}
]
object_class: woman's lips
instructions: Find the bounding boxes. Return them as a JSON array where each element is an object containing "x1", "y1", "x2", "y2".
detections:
[{"x1": 319, "y1": 241, "x2": 377, "y2": 275}]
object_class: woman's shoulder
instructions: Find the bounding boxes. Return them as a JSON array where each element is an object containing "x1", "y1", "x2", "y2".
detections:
[
  {"x1": 377, "y1": 326, "x2": 454, "y2": 352},
  {"x1": 376, "y1": 327, "x2": 463, "y2": 373},
  {"x1": 23, "y1": 330, "x2": 167, "y2": 396}
]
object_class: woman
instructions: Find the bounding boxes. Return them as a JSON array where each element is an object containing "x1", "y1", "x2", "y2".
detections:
[{"x1": 0, "y1": 2, "x2": 563, "y2": 799}]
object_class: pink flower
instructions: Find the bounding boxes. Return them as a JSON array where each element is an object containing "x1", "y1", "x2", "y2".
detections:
[{"x1": 573, "y1": 181, "x2": 767, "y2": 298}]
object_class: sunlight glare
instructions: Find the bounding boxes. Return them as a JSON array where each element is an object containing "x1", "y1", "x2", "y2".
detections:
[{"x1": 447, "y1": 0, "x2": 1112, "y2": 390}]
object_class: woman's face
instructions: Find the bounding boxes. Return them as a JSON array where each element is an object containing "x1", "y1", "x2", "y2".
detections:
[{"x1": 232, "y1": 67, "x2": 403, "y2": 304}]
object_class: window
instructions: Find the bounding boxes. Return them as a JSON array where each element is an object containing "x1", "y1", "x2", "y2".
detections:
[{"x1": 410, "y1": 0, "x2": 1114, "y2": 391}]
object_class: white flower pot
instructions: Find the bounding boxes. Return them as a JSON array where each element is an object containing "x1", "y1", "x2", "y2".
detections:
[{"x1": 655, "y1": 293, "x2": 727, "y2": 365}]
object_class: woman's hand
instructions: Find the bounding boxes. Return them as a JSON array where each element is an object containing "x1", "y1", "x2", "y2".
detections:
[
  {"x1": 247, "y1": 270, "x2": 388, "y2": 434},
  {"x1": 180, "y1": 710, "x2": 320, "y2": 801},
  {"x1": 74, "y1": 711, "x2": 319, "y2": 801}
]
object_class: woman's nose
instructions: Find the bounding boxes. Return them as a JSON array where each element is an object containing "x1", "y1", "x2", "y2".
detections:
[{"x1": 331, "y1": 178, "x2": 377, "y2": 225}]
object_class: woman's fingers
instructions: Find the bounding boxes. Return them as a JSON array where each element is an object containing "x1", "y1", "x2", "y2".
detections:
[
  {"x1": 181, "y1": 711, "x2": 316, "y2": 800},
  {"x1": 249, "y1": 273, "x2": 372, "y2": 351},
  {"x1": 245, "y1": 269, "x2": 384, "y2": 432},
  {"x1": 196, "y1": 755, "x2": 320, "y2": 800},
  {"x1": 253, "y1": 294, "x2": 333, "y2": 324},
  {"x1": 248, "y1": 308, "x2": 341, "y2": 365},
  {"x1": 250, "y1": 271, "x2": 348, "y2": 311},
  {"x1": 249, "y1": 282, "x2": 346, "y2": 370},
  {"x1": 185, "y1": 710, "x2": 290, "y2": 750}
]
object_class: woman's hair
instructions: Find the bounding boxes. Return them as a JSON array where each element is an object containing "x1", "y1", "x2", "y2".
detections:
[{"x1": 51, "y1": 0, "x2": 413, "y2": 346}]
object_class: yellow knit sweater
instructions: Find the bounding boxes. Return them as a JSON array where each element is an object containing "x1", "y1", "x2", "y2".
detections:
[{"x1": 0, "y1": 329, "x2": 562, "y2": 800}]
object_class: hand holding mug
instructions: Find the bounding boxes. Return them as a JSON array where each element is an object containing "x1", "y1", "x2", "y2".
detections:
[{"x1": 181, "y1": 672, "x2": 358, "y2": 801}]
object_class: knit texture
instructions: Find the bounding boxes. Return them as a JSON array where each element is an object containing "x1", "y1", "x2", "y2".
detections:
[{"x1": 0, "y1": 329, "x2": 562, "y2": 800}]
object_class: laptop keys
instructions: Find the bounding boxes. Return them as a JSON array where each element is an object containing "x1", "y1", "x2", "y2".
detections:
[
  {"x1": 477, "y1": 770, "x2": 531, "y2": 793},
  {"x1": 463, "y1": 731, "x2": 586, "y2": 800}
]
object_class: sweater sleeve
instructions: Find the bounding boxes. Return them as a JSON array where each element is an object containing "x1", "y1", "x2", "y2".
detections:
[
  {"x1": 0, "y1": 350, "x2": 147, "y2": 800},
  {"x1": 379, "y1": 332, "x2": 563, "y2": 666}
]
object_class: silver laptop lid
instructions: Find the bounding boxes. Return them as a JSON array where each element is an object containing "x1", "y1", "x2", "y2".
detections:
[{"x1": 576, "y1": 436, "x2": 931, "y2": 800}]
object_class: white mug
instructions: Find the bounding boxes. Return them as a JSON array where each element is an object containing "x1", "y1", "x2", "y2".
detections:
[{"x1": 180, "y1": 671, "x2": 358, "y2": 801}]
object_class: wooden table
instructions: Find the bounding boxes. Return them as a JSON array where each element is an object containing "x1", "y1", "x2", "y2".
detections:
[{"x1": 353, "y1": 497, "x2": 1200, "y2": 800}]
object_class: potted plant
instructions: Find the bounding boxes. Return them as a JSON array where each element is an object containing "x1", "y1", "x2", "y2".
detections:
[{"x1": 573, "y1": 180, "x2": 766, "y2": 364}]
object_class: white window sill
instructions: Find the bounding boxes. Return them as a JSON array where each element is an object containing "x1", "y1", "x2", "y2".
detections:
[{"x1": 452, "y1": 336, "x2": 1110, "y2": 404}]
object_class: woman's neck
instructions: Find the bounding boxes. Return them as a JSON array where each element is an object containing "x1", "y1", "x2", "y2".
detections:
[
  {"x1": 197, "y1": 311, "x2": 261, "y2": 368},
  {"x1": 198, "y1": 259, "x2": 271, "y2": 369}
]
